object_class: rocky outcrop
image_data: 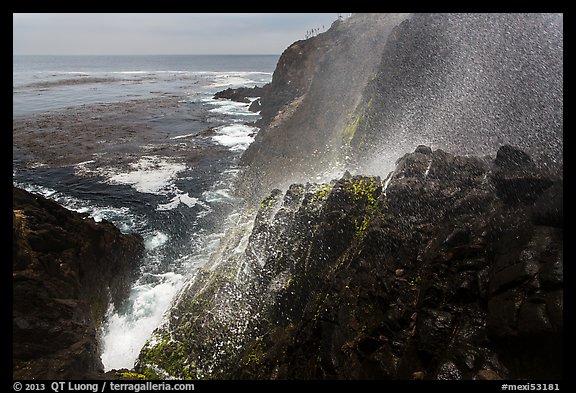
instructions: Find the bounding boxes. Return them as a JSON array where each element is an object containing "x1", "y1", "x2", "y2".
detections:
[
  {"x1": 238, "y1": 13, "x2": 562, "y2": 203},
  {"x1": 238, "y1": 14, "x2": 411, "y2": 201},
  {"x1": 232, "y1": 145, "x2": 562, "y2": 380},
  {"x1": 136, "y1": 145, "x2": 562, "y2": 379},
  {"x1": 213, "y1": 86, "x2": 267, "y2": 105},
  {"x1": 13, "y1": 187, "x2": 144, "y2": 379},
  {"x1": 136, "y1": 13, "x2": 562, "y2": 380}
]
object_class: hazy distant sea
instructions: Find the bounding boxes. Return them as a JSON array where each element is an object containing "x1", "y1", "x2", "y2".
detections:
[
  {"x1": 13, "y1": 54, "x2": 278, "y2": 116},
  {"x1": 12, "y1": 54, "x2": 279, "y2": 370}
]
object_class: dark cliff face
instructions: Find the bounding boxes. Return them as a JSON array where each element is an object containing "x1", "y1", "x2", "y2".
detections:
[
  {"x1": 352, "y1": 13, "x2": 563, "y2": 178},
  {"x1": 13, "y1": 187, "x2": 144, "y2": 379},
  {"x1": 233, "y1": 145, "x2": 562, "y2": 380},
  {"x1": 238, "y1": 13, "x2": 562, "y2": 202},
  {"x1": 136, "y1": 13, "x2": 562, "y2": 380},
  {"x1": 137, "y1": 145, "x2": 562, "y2": 380},
  {"x1": 239, "y1": 14, "x2": 410, "y2": 201}
]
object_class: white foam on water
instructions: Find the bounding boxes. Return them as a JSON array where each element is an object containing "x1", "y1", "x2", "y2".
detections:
[
  {"x1": 212, "y1": 124, "x2": 257, "y2": 152},
  {"x1": 106, "y1": 156, "x2": 186, "y2": 195},
  {"x1": 28, "y1": 162, "x2": 48, "y2": 169},
  {"x1": 203, "y1": 188, "x2": 234, "y2": 204},
  {"x1": 110, "y1": 71, "x2": 152, "y2": 75},
  {"x1": 208, "y1": 100, "x2": 252, "y2": 116},
  {"x1": 213, "y1": 107, "x2": 259, "y2": 118},
  {"x1": 13, "y1": 181, "x2": 145, "y2": 233},
  {"x1": 170, "y1": 132, "x2": 196, "y2": 140},
  {"x1": 75, "y1": 160, "x2": 96, "y2": 166},
  {"x1": 209, "y1": 74, "x2": 259, "y2": 88},
  {"x1": 180, "y1": 193, "x2": 204, "y2": 208},
  {"x1": 144, "y1": 231, "x2": 169, "y2": 250},
  {"x1": 156, "y1": 195, "x2": 185, "y2": 211},
  {"x1": 73, "y1": 160, "x2": 97, "y2": 177},
  {"x1": 100, "y1": 272, "x2": 185, "y2": 371},
  {"x1": 222, "y1": 167, "x2": 241, "y2": 176},
  {"x1": 42, "y1": 71, "x2": 91, "y2": 76},
  {"x1": 156, "y1": 192, "x2": 211, "y2": 212},
  {"x1": 16, "y1": 182, "x2": 58, "y2": 200},
  {"x1": 100, "y1": 219, "x2": 234, "y2": 371}
]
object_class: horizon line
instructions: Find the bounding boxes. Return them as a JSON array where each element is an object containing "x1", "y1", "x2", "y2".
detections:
[{"x1": 13, "y1": 53, "x2": 282, "y2": 56}]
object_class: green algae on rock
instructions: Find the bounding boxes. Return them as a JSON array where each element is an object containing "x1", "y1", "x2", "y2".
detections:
[{"x1": 137, "y1": 145, "x2": 562, "y2": 380}]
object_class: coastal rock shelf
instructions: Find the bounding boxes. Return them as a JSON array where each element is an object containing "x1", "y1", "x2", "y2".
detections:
[{"x1": 137, "y1": 145, "x2": 563, "y2": 380}]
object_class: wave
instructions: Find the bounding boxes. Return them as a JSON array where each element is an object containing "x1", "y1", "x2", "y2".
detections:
[
  {"x1": 101, "y1": 156, "x2": 218, "y2": 212},
  {"x1": 212, "y1": 124, "x2": 258, "y2": 152},
  {"x1": 207, "y1": 99, "x2": 260, "y2": 118},
  {"x1": 13, "y1": 180, "x2": 146, "y2": 234},
  {"x1": 144, "y1": 231, "x2": 169, "y2": 250},
  {"x1": 209, "y1": 75, "x2": 263, "y2": 88},
  {"x1": 156, "y1": 192, "x2": 211, "y2": 212},
  {"x1": 170, "y1": 132, "x2": 197, "y2": 140},
  {"x1": 100, "y1": 271, "x2": 186, "y2": 371}
]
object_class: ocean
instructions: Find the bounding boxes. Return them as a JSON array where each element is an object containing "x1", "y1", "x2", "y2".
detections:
[
  {"x1": 12, "y1": 54, "x2": 279, "y2": 370},
  {"x1": 13, "y1": 54, "x2": 277, "y2": 116}
]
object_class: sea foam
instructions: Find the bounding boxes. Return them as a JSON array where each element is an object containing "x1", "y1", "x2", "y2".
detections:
[
  {"x1": 100, "y1": 272, "x2": 185, "y2": 371},
  {"x1": 106, "y1": 156, "x2": 186, "y2": 195},
  {"x1": 212, "y1": 124, "x2": 257, "y2": 152}
]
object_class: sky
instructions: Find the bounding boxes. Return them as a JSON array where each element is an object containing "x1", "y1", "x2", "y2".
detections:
[{"x1": 13, "y1": 13, "x2": 342, "y2": 55}]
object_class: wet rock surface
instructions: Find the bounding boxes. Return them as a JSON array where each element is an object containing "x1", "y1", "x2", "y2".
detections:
[
  {"x1": 238, "y1": 13, "x2": 562, "y2": 203},
  {"x1": 213, "y1": 86, "x2": 266, "y2": 105},
  {"x1": 238, "y1": 14, "x2": 411, "y2": 201},
  {"x1": 138, "y1": 145, "x2": 562, "y2": 380},
  {"x1": 235, "y1": 146, "x2": 562, "y2": 380},
  {"x1": 13, "y1": 187, "x2": 144, "y2": 379}
]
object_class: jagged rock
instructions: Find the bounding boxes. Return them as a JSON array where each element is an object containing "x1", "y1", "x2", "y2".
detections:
[
  {"x1": 436, "y1": 361, "x2": 463, "y2": 380},
  {"x1": 475, "y1": 369, "x2": 502, "y2": 380},
  {"x1": 239, "y1": 13, "x2": 562, "y2": 203},
  {"x1": 238, "y1": 14, "x2": 412, "y2": 201},
  {"x1": 234, "y1": 146, "x2": 561, "y2": 380},
  {"x1": 415, "y1": 145, "x2": 432, "y2": 155},
  {"x1": 532, "y1": 181, "x2": 563, "y2": 227},
  {"x1": 443, "y1": 228, "x2": 471, "y2": 247},
  {"x1": 13, "y1": 187, "x2": 144, "y2": 379},
  {"x1": 138, "y1": 145, "x2": 562, "y2": 380},
  {"x1": 213, "y1": 86, "x2": 266, "y2": 103},
  {"x1": 491, "y1": 172, "x2": 554, "y2": 206},
  {"x1": 248, "y1": 98, "x2": 262, "y2": 112},
  {"x1": 219, "y1": 11, "x2": 561, "y2": 378},
  {"x1": 416, "y1": 309, "x2": 454, "y2": 355},
  {"x1": 495, "y1": 144, "x2": 535, "y2": 170}
]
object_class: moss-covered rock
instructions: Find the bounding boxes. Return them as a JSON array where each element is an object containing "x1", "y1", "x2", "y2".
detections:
[
  {"x1": 231, "y1": 146, "x2": 562, "y2": 380},
  {"x1": 137, "y1": 146, "x2": 562, "y2": 380}
]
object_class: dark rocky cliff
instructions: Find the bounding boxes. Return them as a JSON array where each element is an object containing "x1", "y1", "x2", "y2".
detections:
[
  {"x1": 13, "y1": 187, "x2": 144, "y2": 379},
  {"x1": 239, "y1": 13, "x2": 410, "y2": 201},
  {"x1": 137, "y1": 145, "x2": 563, "y2": 379},
  {"x1": 136, "y1": 13, "x2": 562, "y2": 380},
  {"x1": 349, "y1": 14, "x2": 563, "y2": 178},
  {"x1": 238, "y1": 13, "x2": 562, "y2": 203},
  {"x1": 233, "y1": 145, "x2": 563, "y2": 380}
]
